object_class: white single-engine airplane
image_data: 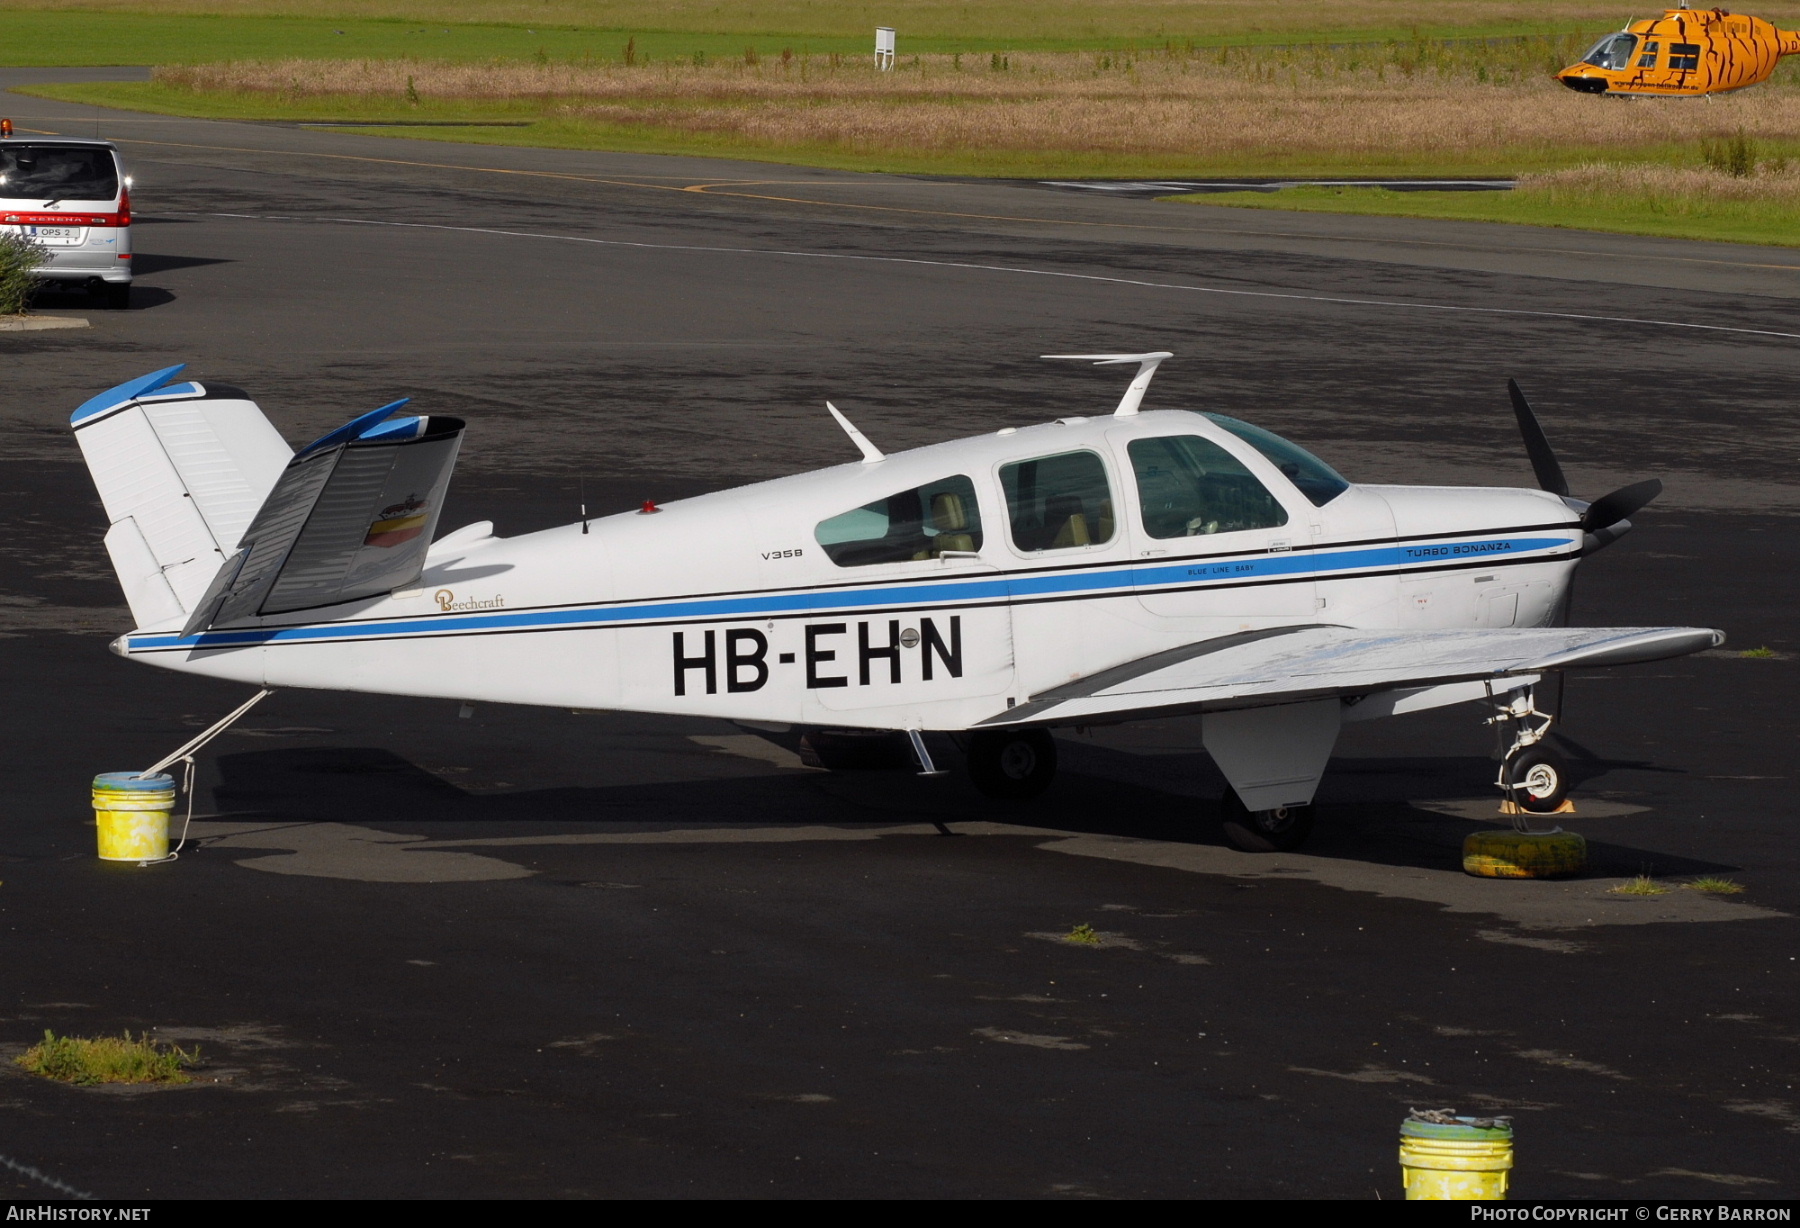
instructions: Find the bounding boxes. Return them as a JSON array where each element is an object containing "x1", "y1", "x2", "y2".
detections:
[{"x1": 73, "y1": 355, "x2": 1722, "y2": 851}]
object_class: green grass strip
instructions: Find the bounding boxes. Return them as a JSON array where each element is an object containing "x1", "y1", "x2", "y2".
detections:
[
  {"x1": 1165, "y1": 185, "x2": 1800, "y2": 249},
  {"x1": 0, "y1": 8, "x2": 1623, "y2": 65}
]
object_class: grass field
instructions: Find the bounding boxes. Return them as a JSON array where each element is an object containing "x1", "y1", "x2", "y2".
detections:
[
  {"x1": 30, "y1": 41, "x2": 1800, "y2": 181},
  {"x1": 8, "y1": 3, "x2": 1800, "y2": 245},
  {"x1": 0, "y1": 10, "x2": 890, "y2": 65},
  {"x1": 14, "y1": 0, "x2": 1798, "y2": 47},
  {"x1": 1167, "y1": 164, "x2": 1800, "y2": 248}
]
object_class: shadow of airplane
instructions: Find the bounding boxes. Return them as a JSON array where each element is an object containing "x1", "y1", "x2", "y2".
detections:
[{"x1": 210, "y1": 738, "x2": 1738, "y2": 880}]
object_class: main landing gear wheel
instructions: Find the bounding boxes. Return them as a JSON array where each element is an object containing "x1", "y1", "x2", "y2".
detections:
[
  {"x1": 965, "y1": 729, "x2": 1057, "y2": 800},
  {"x1": 1219, "y1": 788, "x2": 1314, "y2": 853},
  {"x1": 1502, "y1": 744, "x2": 1570, "y2": 814}
]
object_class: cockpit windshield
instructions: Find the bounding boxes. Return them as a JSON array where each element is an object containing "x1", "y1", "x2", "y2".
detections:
[
  {"x1": 1581, "y1": 33, "x2": 1640, "y2": 70},
  {"x1": 1202, "y1": 414, "x2": 1350, "y2": 507}
]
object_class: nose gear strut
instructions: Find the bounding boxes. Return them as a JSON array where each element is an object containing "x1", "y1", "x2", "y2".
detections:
[{"x1": 1485, "y1": 682, "x2": 1572, "y2": 832}]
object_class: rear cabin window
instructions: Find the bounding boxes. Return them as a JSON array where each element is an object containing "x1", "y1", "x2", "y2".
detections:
[
  {"x1": 815, "y1": 474, "x2": 983, "y2": 566},
  {"x1": 999, "y1": 450, "x2": 1116, "y2": 552},
  {"x1": 1668, "y1": 42, "x2": 1701, "y2": 70},
  {"x1": 1128, "y1": 436, "x2": 1289, "y2": 539},
  {"x1": 0, "y1": 146, "x2": 118, "y2": 201},
  {"x1": 1202, "y1": 414, "x2": 1350, "y2": 507}
]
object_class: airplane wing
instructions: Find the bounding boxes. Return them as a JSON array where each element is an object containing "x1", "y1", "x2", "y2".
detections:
[{"x1": 981, "y1": 624, "x2": 1723, "y2": 727}]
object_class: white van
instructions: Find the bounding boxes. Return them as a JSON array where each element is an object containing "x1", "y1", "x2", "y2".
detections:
[{"x1": 0, "y1": 137, "x2": 132, "y2": 309}]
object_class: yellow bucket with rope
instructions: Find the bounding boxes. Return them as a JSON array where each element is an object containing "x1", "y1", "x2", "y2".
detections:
[
  {"x1": 1400, "y1": 1113, "x2": 1513, "y2": 1200},
  {"x1": 92, "y1": 772, "x2": 175, "y2": 862}
]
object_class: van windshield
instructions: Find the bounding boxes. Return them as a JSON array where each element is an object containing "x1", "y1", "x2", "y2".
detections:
[{"x1": 0, "y1": 145, "x2": 119, "y2": 201}]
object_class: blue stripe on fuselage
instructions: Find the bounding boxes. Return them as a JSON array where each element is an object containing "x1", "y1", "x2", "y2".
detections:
[{"x1": 127, "y1": 535, "x2": 1573, "y2": 652}]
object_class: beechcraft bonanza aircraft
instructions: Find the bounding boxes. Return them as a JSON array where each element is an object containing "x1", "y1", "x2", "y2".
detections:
[{"x1": 73, "y1": 356, "x2": 1722, "y2": 852}]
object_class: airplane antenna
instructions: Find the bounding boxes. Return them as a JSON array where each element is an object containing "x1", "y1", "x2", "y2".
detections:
[
  {"x1": 825, "y1": 401, "x2": 885, "y2": 463},
  {"x1": 1041, "y1": 352, "x2": 1174, "y2": 417},
  {"x1": 579, "y1": 476, "x2": 589, "y2": 534}
]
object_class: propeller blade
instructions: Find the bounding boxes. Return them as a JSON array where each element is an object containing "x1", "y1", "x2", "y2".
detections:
[
  {"x1": 1507, "y1": 379, "x2": 1570, "y2": 497},
  {"x1": 1580, "y1": 478, "x2": 1663, "y2": 533}
]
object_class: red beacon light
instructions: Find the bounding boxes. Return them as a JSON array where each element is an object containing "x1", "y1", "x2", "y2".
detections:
[
  {"x1": 637, "y1": 499, "x2": 661, "y2": 515},
  {"x1": 0, "y1": 119, "x2": 13, "y2": 137}
]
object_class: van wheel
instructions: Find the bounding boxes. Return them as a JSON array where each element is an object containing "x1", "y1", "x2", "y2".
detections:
[
  {"x1": 965, "y1": 729, "x2": 1056, "y2": 800},
  {"x1": 1220, "y1": 788, "x2": 1314, "y2": 852}
]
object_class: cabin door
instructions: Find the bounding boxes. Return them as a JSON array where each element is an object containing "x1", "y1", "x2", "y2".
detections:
[{"x1": 1114, "y1": 431, "x2": 1317, "y2": 625}]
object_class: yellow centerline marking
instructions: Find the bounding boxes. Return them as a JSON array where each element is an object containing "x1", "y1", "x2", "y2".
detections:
[{"x1": 40, "y1": 130, "x2": 1796, "y2": 275}]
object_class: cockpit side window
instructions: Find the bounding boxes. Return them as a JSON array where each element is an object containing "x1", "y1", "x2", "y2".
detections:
[
  {"x1": 815, "y1": 474, "x2": 983, "y2": 567},
  {"x1": 1582, "y1": 33, "x2": 1640, "y2": 69},
  {"x1": 1202, "y1": 414, "x2": 1350, "y2": 507},
  {"x1": 999, "y1": 450, "x2": 1115, "y2": 553},
  {"x1": 1129, "y1": 436, "x2": 1288, "y2": 539},
  {"x1": 1637, "y1": 40, "x2": 1661, "y2": 67}
]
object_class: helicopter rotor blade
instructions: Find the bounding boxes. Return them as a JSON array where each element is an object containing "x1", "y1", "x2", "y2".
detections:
[
  {"x1": 1580, "y1": 477, "x2": 1663, "y2": 534},
  {"x1": 1507, "y1": 379, "x2": 1571, "y2": 497}
]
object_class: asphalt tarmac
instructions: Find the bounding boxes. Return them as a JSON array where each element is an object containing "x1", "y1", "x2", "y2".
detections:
[{"x1": 1, "y1": 75, "x2": 1796, "y2": 1200}]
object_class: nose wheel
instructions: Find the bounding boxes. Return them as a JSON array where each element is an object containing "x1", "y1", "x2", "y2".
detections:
[{"x1": 1502, "y1": 743, "x2": 1570, "y2": 814}]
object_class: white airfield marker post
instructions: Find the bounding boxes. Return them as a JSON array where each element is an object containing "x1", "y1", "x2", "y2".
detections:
[{"x1": 875, "y1": 27, "x2": 896, "y2": 70}]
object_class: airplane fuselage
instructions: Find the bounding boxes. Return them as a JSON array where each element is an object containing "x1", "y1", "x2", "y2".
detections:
[{"x1": 115, "y1": 409, "x2": 1582, "y2": 732}]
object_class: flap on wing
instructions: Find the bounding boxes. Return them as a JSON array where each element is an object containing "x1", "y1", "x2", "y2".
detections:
[
  {"x1": 182, "y1": 414, "x2": 465, "y2": 635},
  {"x1": 983, "y1": 624, "x2": 1724, "y2": 727}
]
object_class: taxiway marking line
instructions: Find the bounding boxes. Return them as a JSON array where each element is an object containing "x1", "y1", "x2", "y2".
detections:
[
  {"x1": 100, "y1": 134, "x2": 1800, "y2": 275},
  {"x1": 196, "y1": 211, "x2": 1800, "y2": 341}
]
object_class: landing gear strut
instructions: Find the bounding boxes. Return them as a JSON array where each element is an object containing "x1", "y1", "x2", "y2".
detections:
[{"x1": 1488, "y1": 683, "x2": 1571, "y2": 825}]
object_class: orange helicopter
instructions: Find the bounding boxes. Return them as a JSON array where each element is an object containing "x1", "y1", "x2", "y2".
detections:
[{"x1": 1558, "y1": 6, "x2": 1800, "y2": 95}]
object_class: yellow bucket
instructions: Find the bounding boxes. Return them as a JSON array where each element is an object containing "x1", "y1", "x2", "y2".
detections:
[
  {"x1": 93, "y1": 772, "x2": 175, "y2": 862},
  {"x1": 1400, "y1": 1116, "x2": 1513, "y2": 1200},
  {"x1": 1463, "y1": 829, "x2": 1586, "y2": 879}
]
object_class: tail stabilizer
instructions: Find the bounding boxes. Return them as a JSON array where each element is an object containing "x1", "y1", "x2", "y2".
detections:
[{"x1": 71, "y1": 366, "x2": 292, "y2": 629}]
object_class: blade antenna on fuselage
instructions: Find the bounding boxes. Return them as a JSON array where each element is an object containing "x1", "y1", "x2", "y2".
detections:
[
  {"x1": 1506, "y1": 378, "x2": 1571, "y2": 497},
  {"x1": 1042, "y1": 352, "x2": 1174, "y2": 416},
  {"x1": 825, "y1": 402, "x2": 885, "y2": 463}
]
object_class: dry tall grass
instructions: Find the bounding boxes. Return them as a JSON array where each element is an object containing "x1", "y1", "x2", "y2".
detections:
[
  {"x1": 157, "y1": 43, "x2": 1800, "y2": 163},
  {"x1": 1518, "y1": 160, "x2": 1800, "y2": 206}
]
